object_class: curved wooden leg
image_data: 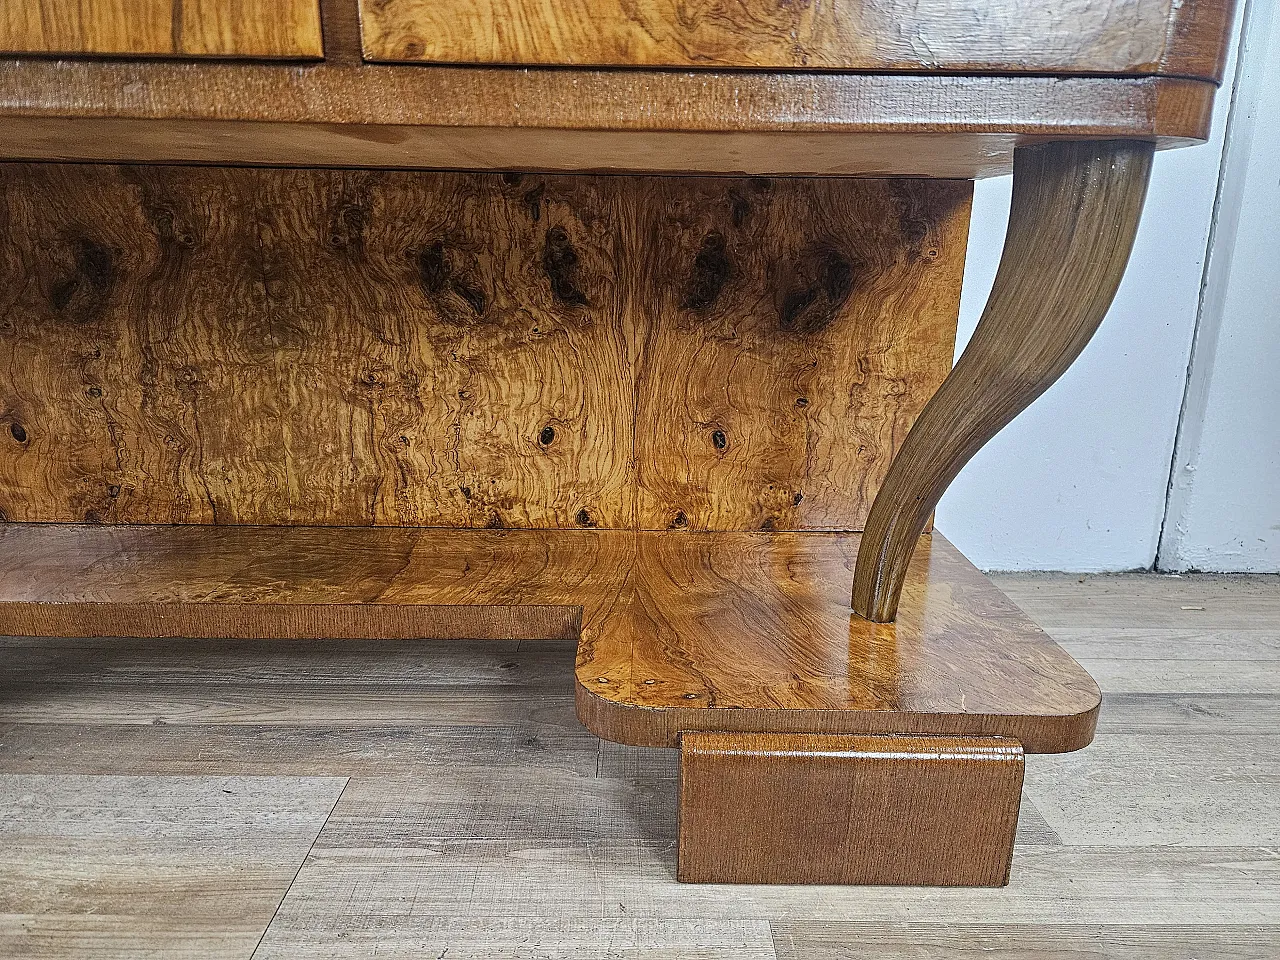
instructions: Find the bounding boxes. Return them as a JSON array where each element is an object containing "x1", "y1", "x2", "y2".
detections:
[{"x1": 852, "y1": 139, "x2": 1155, "y2": 623}]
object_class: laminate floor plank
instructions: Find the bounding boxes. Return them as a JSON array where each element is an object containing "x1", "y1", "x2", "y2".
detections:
[
  {"x1": 0, "y1": 637, "x2": 580, "y2": 684},
  {"x1": 0, "y1": 637, "x2": 581, "y2": 726},
  {"x1": 0, "y1": 682, "x2": 580, "y2": 725},
  {"x1": 254, "y1": 917, "x2": 778, "y2": 959},
  {"x1": 316, "y1": 769, "x2": 678, "y2": 846},
  {"x1": 1041, "y1": 628, "x2": 1280, "y2": 660},
  {"x1": 992, "y1": 573, "x2": 1280, "y2": 630},
  {"x1": 1094, "y1": 692, "x2": 1280, "y2": 735},
  {"x1": 1024, "y1": 733, "x2": 1280, "y2": 846},
  {"x1": 0, "y1": 720, "x2": 596, "y2": 777},
  {"x1": 770, "y1": 923, "x2": 1280, "y2": 960},
  {"x1": 266, "y1": 842, "x2": 1280, "y2": 924},
  {"x1": 0, "y1": 774, "x2": 346, "y2": 960},
  {"x1": 1070, "y1": 659, "x2": 1280, "y2": 694},
  {"x1": 1059, "y1": 627, "x2": 1280, "y2": 694}
]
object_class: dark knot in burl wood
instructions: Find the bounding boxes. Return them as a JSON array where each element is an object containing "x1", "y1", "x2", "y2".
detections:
[
  {"x1": 50, "y1": 237, "x2": 115, "y2": 324},
  {"x1": 415, "y1": 241, "x2": 487, "y2": 317},
  {"x1": 683, "y1": 233, "x2": 731, "y2": 310},
  {"x1": 779, "y1": 248, "x2": 857, "y2": 335},
  {"x1": 543, "y1": 227, "x2": 589, "y2": 307}
]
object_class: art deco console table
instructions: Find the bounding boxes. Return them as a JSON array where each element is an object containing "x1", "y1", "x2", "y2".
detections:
[{"x1": 0, "y1": 0, "x2": 1236, "y2": 885}]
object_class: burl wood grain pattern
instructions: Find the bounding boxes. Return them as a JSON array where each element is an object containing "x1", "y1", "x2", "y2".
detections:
[
  {"x1": 634, "y1": 177, "x2": 967, "y2": 531},
  {"x1": 358, "y1": 0, "x2": 1235, "y2": 83},
  {"x1": 853, "y1": 140, "x2": 1155, "y2": 623},
  {"x1": 0, "y1": 525, "x2": 1102, "y2": 753},
  {"x1": 0, "y1": 0, "x2": 324, "y2": 59},
  {"x1": 0, "y1": 164, "x2": 968, "y2": 531},
  {"x1": 0, "y1": 165, "x2": 634, "y2": 528},
  {"x1": 677, "y1": 732, "x2": 1024, "y2": 885},
  {"x1": 575, "y1": 530, "x2": 1100, "y2": 752}
]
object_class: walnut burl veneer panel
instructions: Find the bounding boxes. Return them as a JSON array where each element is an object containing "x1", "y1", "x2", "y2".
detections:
[
  {"x1": 0, "y1": 525, "x2": 1102, "y2": 753},
  {"x1": 0, "y1": 164, "x2": 633, "y2": 529},
  {"x1": 359, "y1": 0, "x2": 1236, "y2": 84},
  {"x1": 632, "y1": 177, "x2": 967, "y2": 532},
  {"x1": 0, "y1": 0, "x2": 323, "y2": 59},
  {"x1": 677, "y1": 732, "x2": 1024, "y2": 885},
  {"x1": 0, "y1": 164, "x2": 968, "y2": 532}
]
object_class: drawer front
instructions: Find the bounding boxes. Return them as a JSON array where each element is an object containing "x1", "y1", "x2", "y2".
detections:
[
  {"x1": 1, "y1": 0, "x2": 323, "y2": 59},
  {"x1": 359, "y1": 0, "x2": 1188, "y2": 73}
]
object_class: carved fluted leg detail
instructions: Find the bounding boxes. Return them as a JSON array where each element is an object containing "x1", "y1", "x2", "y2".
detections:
[{"x1": 853, "y1": 139, "x2": 1155, "y2": 623}]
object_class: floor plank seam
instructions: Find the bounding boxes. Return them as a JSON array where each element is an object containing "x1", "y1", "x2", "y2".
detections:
[{"x1": 248, "y1": 775, "x2": 351, "y2": 960}]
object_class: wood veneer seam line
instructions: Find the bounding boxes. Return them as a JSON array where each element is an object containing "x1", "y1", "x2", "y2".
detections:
[
  {"x1": 0, "y1": 523, "x2": 871, "y2": 536},
  {"x1": 0, "y1": 53, "x2": 1227, "y2": 81}
]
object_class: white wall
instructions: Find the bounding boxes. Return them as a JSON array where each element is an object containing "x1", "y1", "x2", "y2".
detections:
[
  {"x1": 935, "y1": 0, "x2": 1256, "y2": 571},
  {"x1": 1158, "y1": 0, "x2": 1280, "y2": 572}
]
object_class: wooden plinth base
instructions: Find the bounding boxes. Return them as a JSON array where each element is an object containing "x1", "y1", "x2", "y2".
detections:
[{"x1": 678, "y1": 732, "x2": 1025, "y2": 885}]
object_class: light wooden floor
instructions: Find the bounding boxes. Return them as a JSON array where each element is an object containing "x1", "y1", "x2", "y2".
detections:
[{"x1": 2, "y1": 571, "x2": 1278, "y2": 959}]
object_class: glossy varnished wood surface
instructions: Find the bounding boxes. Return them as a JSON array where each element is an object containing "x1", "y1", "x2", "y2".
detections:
[
  {"x1": 575, "y1": 531, "x2": 1100, "y2": 751},
  {"x1": 0, "y1": 59, "x2": 1216, "y2": 177},
  {"x1": 0, "y1": 525, "x2": 1102, "y2": 752},
  {"x1": 677, "y1": 732, "x2": 1023, "y2": 885},
  {"x1": 853, "y1": 139, "x2": 1154, "y2": 622},
  {"x1": 0, "y1": 164, "x2": 966, "y2": 531},
  {"x1": 359, "y1": 0, "x2": 1233, "y2": 83},
  {"x1": 0, "y1": 525, "x2": 595, "y2": 640},
  {"x1": 0, "y1": 0, "x2": 324, "y2": 59}
]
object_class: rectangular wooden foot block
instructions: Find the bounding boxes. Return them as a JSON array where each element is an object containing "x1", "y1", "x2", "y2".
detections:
[{"x1": 677, "y1": 732, "x2": 1024, "y2": 885}]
